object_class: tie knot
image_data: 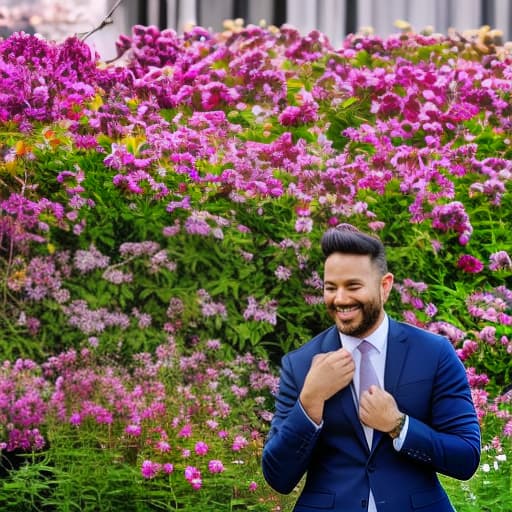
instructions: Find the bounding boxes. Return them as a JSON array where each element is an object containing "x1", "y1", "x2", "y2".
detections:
[{"x1": 357, "y1": 340, "x2": 374, "y2": 354}]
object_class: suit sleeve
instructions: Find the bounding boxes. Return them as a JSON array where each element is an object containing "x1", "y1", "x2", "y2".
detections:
[
  {"x1": 261, "y1": 354, "x2": 322, "y2": 494},
  {"x1": 401, "y1": 340, "x2": 481, "y2": 480}
]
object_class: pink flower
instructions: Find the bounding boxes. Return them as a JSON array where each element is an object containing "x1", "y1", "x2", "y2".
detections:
[
  {"x1": 232, "y1": 435, "x2": 248, "y2": 451},
  {"x1": 295, "y1": 217, "x2": 313, "y2": 233},
  {"x1": 69, "y1": 412, "x2": 81, "y2": 426},
  {"x1": 156, "y1": 440, "x2": 171, "y2": 453},
  {"x1": 178, "y1": 423, "x2": 192, "y2": 438},
  {"x1": 162, "y1": 463, "x2": 174, "y2": 474},
  {"x1": 125, "y1": 424, "x2": 141, "y2": 436},
  {"x1": 184, "y1": 466, "x2": 202, "y2": 490},
  {"x1": 208, "y1": 459, "x2": 225, "y2": 473},
  {"x1": 194, "y1": 441, "x2": 209, "y2": 456},
  {"x1": 248, "y1": 481, "x2": 258, "y2": 492},
  {"x1": 479, "y1": 326, "x2": 497, "y2": 345},
  {"x1": 141, "y1": 460, "x2": 161, "y2": 479}
]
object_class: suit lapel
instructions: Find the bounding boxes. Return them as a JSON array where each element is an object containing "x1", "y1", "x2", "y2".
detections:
[
  {"x1": 383, "y1": 319, "x2": 409, "y2": 394},
  {"x1": 321, "y1": 327, "x2": 371, "y2": 452}
]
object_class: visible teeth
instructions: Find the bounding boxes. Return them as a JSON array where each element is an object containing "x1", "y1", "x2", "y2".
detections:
[{"x1": 336, "y1": 306, "x2": 357, "y2": 312}]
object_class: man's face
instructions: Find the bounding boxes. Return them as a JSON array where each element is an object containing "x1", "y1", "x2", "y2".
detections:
[{"x1": 323, "y1": 252, "x2": 393, "y2": 338}]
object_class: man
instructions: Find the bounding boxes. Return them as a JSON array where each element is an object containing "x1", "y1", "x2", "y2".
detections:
[{"x1": 262, "y1": 224, "x2": 480, "y2": 511}]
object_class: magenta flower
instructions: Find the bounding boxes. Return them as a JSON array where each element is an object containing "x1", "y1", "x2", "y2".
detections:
[
  {"x1": 208, "y1": 459, "x2": 225, "y2": 473},
  {"x1": 125, "y1": 424, "x2": 141, "y2": 436},
  {"x1": 232, "y1": 435, "x2": 248, "y2": 451},
  {"x1": 248, "y1": 481, "x2": 258, "y2": 492},
  {"x1": 69, "y1": 412, "x2": 81, "y2": 426},
  {"x1": 141, "y1": 460, "x2": 161, "y2": 479},
  {"x1": 162, "y1": 463, "x2": 174, "y2": 474},
  {"x1": 178, "y1": 423, "x2": 192, "y2": 438},
  {"x1": 156, "y1": 440, "x2": 171, "y2": 453},
  {"x1": 184, "y1": 466, "x2": 202, "y2": 490},
  {"x1": 194, "y1": 441, "x2": 209, "y2": 456},
  {"x1": 457, "y1": 254, "x2": 484, "y2": 273}
]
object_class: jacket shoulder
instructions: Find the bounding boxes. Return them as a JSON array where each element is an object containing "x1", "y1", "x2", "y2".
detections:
[
  {"x1": 283, "y1": 325, "x2": 339, "y2": 363},
  {"x1": 390, "y1": 319, "x2": 456, "y2": 353}
]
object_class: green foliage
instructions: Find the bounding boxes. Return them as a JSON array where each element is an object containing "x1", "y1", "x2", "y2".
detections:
[{"x1": 440, "y1": 444, "x2": 512, "y2": 512}]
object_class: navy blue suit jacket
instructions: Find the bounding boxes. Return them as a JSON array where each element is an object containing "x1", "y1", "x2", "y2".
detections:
[{"x1": 262, "y1": 319, "x2": 481, "y2": 511}]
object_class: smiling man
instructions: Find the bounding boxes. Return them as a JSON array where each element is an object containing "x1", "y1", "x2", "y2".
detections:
[{"x1": 262, "y1": 223, "x2": 480, "y2": 512}]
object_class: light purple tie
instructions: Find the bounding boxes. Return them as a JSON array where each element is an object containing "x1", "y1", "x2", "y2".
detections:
[{"x1": 358, "y1": 340, "x2": 379, "y2": 400}]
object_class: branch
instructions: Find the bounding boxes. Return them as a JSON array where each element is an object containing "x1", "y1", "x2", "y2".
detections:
[{"x1": 80, "y1": 0, "x2": 125, "y2": 42}]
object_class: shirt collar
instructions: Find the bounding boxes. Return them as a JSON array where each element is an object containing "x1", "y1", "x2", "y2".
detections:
[{"x1": 338, "y1": 314, "x2": 389, "y2": 354}]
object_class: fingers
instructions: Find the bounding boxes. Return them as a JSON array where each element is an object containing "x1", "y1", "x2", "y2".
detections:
[
  {"x1": 311, "y1": 349, "x2": 354, "y2": 373},
  {"x1": 304, "y1": 350, "x2": 355, "y2": 402},
  {"x1": 358, "y1": 388, "x2": 400, "y2": 431}
]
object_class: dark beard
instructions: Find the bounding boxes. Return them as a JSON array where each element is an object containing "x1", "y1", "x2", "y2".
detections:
[{"x1": 332, "y1": 299, "x2": 382, "y2": 338}]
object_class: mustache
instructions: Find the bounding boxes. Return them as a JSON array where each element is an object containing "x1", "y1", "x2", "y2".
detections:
[{"x1": 328, "y1": 303, "x2": 361, "y2": 310}]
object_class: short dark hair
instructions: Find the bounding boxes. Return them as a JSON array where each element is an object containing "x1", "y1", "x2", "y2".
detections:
[{"x1": 320, "y1": 223, "x2": 388, "y2": 274}]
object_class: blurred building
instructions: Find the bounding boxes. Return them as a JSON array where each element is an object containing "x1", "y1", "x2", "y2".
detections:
[{"x1": 1, "y1": 0, "x2": 512, "y2": 60}]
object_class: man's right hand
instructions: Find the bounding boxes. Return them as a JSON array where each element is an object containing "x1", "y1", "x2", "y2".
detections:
[{"x1": 299, "y1": 349, "x2": 355, "y2": 424}]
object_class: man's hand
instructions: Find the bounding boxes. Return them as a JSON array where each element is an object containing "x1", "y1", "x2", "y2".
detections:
[
  {"x1": 359, "y1": 385, "x2": 402, "y2": 433},
  {"x1": 300, "y1": 349, "x2": 355, "y2": 424}
]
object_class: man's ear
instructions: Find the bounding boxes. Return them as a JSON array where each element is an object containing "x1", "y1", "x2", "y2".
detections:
[{"x1": 381, "y1": 272, "x2": 394, "y2": 302}]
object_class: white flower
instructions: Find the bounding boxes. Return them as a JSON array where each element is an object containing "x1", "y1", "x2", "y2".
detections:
[{"x1": 481, "y1": 463, "x2": 491, "y2": 472}]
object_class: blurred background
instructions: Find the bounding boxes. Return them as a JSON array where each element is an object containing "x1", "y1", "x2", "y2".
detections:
[{"x1": 1, "y1": 0, "x2": 511, "y2": 59}]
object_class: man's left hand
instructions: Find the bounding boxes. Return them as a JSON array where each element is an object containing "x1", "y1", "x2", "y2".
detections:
[{"x1": 358, "y1": 386, "x2": 402, "y2": 433}]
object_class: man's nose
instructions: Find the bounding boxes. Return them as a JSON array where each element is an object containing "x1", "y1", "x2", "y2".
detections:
[{"x1": 333, "y1": 288, "x2": 348, "y2": 304}]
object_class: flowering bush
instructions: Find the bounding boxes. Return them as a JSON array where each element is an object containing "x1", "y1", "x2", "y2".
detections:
[
  {"x1": 0, "y1": 21, "x2": 511, "y2": 509},
  {"x1": 0, "y1": 340, "x2": 283, "y2": 510}
]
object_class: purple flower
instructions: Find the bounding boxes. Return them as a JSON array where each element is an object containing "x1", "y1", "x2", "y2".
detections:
[
  {"x1": 274, "y1": 266, "x2": 292, "y2": 281},
  {"x1": 184, "y1": 211, "x2": 211, "y2": 236},
  {"x1": 489, "y1": 251, "x2": 512, "y2": 271},
  {"x1": 73, "y1": 245, "x2": 110, "y2": 273}
]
